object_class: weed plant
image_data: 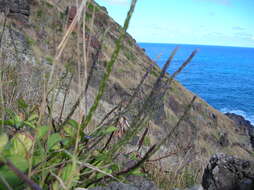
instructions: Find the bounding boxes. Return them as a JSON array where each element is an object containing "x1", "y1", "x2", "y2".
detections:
[{"x1": 0, "y1": 0, "x2": 197, "y2": 189}]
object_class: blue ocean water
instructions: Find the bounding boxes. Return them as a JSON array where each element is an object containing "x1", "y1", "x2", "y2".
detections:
[{"x1": 139, "y1": 43, "x2": 254, "y2": 124}]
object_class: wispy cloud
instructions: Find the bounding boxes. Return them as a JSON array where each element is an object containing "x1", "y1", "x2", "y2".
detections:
[
  {"x1": 102, "y1": 0, "x2": 129, "y2": 5},
  {"x1": 234, "y1": 32, "x2": 254, "y2": 41},
  {"x1": 232, "y1": 26, "x2": 245, "y2": 31},
  {"x1": 234, "y1": 32, "x2": 252, "y2": 37},
  {"x1": 193, "y1": 0, "x2": 231, "y2": 5}
]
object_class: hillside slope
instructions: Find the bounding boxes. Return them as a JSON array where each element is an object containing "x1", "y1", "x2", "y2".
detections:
[{"x1": 0, "y1": 0, "x2": 252, "y2": 185}]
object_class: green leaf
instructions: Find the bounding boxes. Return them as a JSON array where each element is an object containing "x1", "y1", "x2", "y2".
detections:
[
  {"x1": 94, "y1": 126, "x2": 118, "y2": 137},
  {"x1": 62, "y1": 138, "x2": 73, "y2": 147},
  {"x1": 62, "y1": 163, "x2": 79, "y2": 183},
  {"x1": 23, "y1": 121, "x2": 36, "y2": 129},
  {"x1": 36, "y1": 125, "x2": 50, "y2": 140},
  {"x1": 104, "y1": 126, "x2": 118, "y2": 134},
  {"x1": 63, "y1": 125, "x2": 76, "y2": 137},
  {"x1": 67, "y1": 119, "x2": 79, "y2": 128},
  {"x1": 110, "y1": 164, "x2": 120, "y2": 173},
  {"x1": 17, "y1": 98, "x2": 28, "y2": 109},
  {"x1": 53, "y1": 162, "x2": 80, "y2": 189},
  {"x1": 64, "y1": 120, "x2": 79, "y2": 138},
  {"x1": 0, "y1": 120, "x2": 14, "y2": 127},
  {"x1": 0, "y1": 133, "x2": 8, "y2": 153},
  {"x1": 0, "y1": 156, "x2": 28, "y2": 189},
  {"x1": 129, "y1": 168, "x2": 144, "y2": 176},
  {"x1": 47, "y1": 133, "x2": 62, "y2": 150},
  {"x1": 4, "y1": 132, "x2": 33, "y2": 157},
  {"x1": 13, "y1": 115, "x2": 22, "y2": 128},
  {"x1": 93, "y1": 152, "x2": 111, "y2": 162},
  {"x1": 27, "y1": 114, "x2": 38, "y2": 122},
  {"x1": 130, "y1": 152, "x2": 138, "y2": 161}
]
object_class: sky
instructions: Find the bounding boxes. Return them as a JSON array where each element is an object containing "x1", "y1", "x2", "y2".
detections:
[{"x1": 95, "y1": 0, "x2": 254, "y2": 48}]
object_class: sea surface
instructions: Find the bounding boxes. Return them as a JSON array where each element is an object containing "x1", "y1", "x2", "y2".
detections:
[{"x1": 139, "y1": 43, "x2": 254, "y2": 124}]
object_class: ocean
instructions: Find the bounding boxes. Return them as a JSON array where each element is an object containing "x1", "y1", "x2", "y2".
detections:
[{"x1": 139, "y1": 43, "x2": 254, "y2": 124}]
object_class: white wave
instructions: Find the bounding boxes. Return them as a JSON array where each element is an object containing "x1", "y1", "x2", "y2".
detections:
[{"x1": 220, "y1": 108, "x2": 254, "y2": 125}]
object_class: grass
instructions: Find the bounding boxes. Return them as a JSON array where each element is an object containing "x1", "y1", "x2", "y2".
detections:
[
  {"x1": 25, "y1": 35, "x2": 36, "y2": 47},
  {"x1": 143, "y1": 154, "x2": 201, "y2": 189},
  {"x1": 45, "y1": 56, "x2": 54, "y2": 65},
  {"x1": 123, "y1": 47, "x2": 136, "y2": 61},
  {"x1": 0, "y1": 0, "x2": 199, "y2": 189}
]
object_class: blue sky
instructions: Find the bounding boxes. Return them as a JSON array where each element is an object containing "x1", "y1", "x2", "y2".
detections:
[{"x1": 95, "y1": 0, "x2": 254, "y2": 47}]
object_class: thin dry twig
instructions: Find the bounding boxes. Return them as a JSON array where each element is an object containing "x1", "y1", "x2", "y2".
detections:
[
  {"x1": 137, "y1": 127, "x2": 149, "y2": 151},
  {"x1": 78, "y1": 161, "x2": 119, "y2": 181},
  {"x1": 152, "y1": 96, "x2": 197, "y2": 155},
  {"x1": 50, "y1": 171, "x2": 67, "y2": 190},
  {"x1": 86, "y1": 145, "x2": 156, "y2": 187},
  {"x1": 147, "y1": 144, "x2": 193, "y2": 162}
]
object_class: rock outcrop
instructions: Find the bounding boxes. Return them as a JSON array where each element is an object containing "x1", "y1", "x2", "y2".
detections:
[
  {"x1": 225, "y1": 113, "x2": 253, "y2": 133},
  {"x1": 225, "y1": 113, "x2": 254, "y2": 148},
  {"x1": 0, "y1": 0, "x2": 30, "y2": 23},
  {"x1": 202, "y1": 153, "x2": 254, "y2": 190}
]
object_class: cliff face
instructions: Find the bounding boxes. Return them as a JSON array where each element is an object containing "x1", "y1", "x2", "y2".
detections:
[{"x1": 0, "y1": 0, "x2": 252, "y2": 178}]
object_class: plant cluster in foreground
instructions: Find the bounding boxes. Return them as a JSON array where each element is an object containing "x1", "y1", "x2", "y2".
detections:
[{"x1": 0, "y1": 0, "x2": 198, "y2": 189}]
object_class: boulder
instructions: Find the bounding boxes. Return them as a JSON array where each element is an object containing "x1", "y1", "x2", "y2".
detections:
[{"x1": 202, "y1": 153, "x2": 254, "y2": 190}]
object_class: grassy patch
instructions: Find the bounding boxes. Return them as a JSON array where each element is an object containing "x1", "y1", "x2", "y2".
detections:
[
  {"x1": 36, "y1": 9, "x2": 43, "y2": 18},
  {"x1": 45, "y1": 55, "x2": 54, "y2": 65},
  {"x1": 123, "y1": 48, "x2": 136, "y2": 61},
  {"x1": 25, "y1": 35, "x2": 36, "y2": 47}
]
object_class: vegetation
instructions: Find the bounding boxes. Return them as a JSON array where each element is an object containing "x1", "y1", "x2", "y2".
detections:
[{"x1": 0, "y1": 0, "x2": 198, "y2": 189}]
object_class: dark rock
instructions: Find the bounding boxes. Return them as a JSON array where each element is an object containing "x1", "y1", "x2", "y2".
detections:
[
  {"x1": 202, "y1": 153, "x2": 254, "y2": 190},
  {"x1": 225, "y1": 113, "x2": 252, "y2": 133},
  {"x1": 210, "y1": 113, "x2": 217, "y2": 120},
  {"x1": 0, "y1": 0, "x2": 30, "y2": 23},
  {"x1": 87, "y1": 176, "x2": 159, "y2": 190},
  {"x1": 225, "y1": 113, "x2": 254, "y2": 148},
  {"x1": 173, "y1": 184, "x2": 203, "y2": 190},
  {"x1": 218, "y1": 132, "x2": 229, "y2": 147},
  {"x1": 100, "y1": 6, "x2": 108, "y2": 14},
  {"x1": 126, "y1": 175, "x2": 159, "y2": 190},
  {"x1": 88, "y1": 182, "x2": 139, "y2": 190},
  {"x1": 187, "y1": 185, "x2": 203, "y2": 190},
  {"x1": 249, "y1": 127, "x2": 254, "y2": 148}
]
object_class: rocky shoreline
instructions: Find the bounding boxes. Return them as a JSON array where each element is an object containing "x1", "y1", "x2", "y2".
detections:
[{"x1": 225, "y1": 112, "x2": 254, "y2": 149}]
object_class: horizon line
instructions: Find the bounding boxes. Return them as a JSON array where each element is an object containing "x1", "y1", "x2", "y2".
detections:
[{"x1": 137, "y1": 41, "x2": 254, "y2": 49}]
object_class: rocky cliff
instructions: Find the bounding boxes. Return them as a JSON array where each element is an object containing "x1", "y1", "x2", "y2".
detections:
[{"x1": 0, "y1": 0, "x2": 253, "y2": 188}]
